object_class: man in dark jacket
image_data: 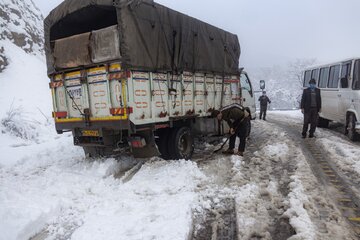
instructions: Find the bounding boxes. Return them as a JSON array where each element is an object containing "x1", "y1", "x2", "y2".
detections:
[
  {"x1": 216, "y1": 104, "x2": 249, "y2": 156},
  {"x1": 301, "y1": 78, "x2": 322, "y2": 138},
  {"x1": 258, "y1": 91, "x2": 271, "y2": 120}
]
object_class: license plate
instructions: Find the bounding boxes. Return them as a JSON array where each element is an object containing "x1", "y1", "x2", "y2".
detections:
[{"x1": 82, "y1": 130, "x2": 99, "y2": 137}]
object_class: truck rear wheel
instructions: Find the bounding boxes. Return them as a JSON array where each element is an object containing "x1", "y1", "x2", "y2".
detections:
[
  {"x1": 168, "y1": 127, "x2": 194, "y2": 160},
  {"x1": 156, "y1": 129, "x2": 171, "y2": 160}
]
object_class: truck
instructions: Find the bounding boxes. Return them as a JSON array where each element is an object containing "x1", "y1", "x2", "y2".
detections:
[{"x1": 44, "y1": 0, "x2": 256, "y2": 159}]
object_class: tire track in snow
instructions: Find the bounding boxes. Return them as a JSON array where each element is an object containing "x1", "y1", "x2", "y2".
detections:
[
  {"x1": 191, "y1": 122, "x2": 298, "y2": 240},
  {"x1": 191, "y1": 154, "x2": 238, "y2": 240},
  {"x1": 237, "y1": 123, "x2": 297, "y2": 239},
  {"x1": 270, "y1": 118, "x2": 360, "y2": 239}
]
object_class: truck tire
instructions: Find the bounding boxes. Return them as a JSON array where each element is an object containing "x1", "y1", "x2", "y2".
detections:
[
  {"x1": 347, "y1": 114, "x2": 358, "y2": 141},
  {"x1": 168, "y1": 127, "x2": 194, "y2": 160},
  {"x1": 318, "y1": 117, "x2": 329, "y2": 128},
  {"x1": 156, "y1": 129, "x2": 171, "y2": 160}
]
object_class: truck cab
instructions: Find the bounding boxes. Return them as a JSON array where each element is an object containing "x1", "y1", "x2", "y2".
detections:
[{"x1": 240, "y1": 71, "x2": 256, "y2": 119}]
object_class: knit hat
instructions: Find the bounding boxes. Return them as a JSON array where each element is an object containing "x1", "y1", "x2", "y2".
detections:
[{"x1": 309, "y1": 79, "x2": 316, "y2": 84}]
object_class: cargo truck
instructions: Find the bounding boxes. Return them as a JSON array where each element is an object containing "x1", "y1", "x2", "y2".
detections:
[{"x1": 44, "y1": 0, "x2": 256, "y2": 159}]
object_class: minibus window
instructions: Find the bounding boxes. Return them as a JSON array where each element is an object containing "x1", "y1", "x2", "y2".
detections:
[
  {"x1": 328, "y1": 65, "x2": 340, "y2": 88},
  {"x1": 319, "y1": 67, "x2": 329, "y2": 88},
  {"x1": 311, "y1": 69, "x2": 319, "y2": 83},
  {"x1": 353, "y1": 60, "x2": 360, "y2": 90},
  {"x1": 340, "y1": 62, "x2": 351, "y2": 88},
  {"x1": 304, "y1": 70, "x2": 312, "y2": 87}
]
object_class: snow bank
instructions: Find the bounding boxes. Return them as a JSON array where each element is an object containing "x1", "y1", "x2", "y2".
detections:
[
  {"x1": 235, "y1": 184, "x2": 272, "y2": 239},
  {"x1": 0, "y1": 147, "x2": 206, "y2": 240},
  {"x1": 0, "y1": 40, "x2": 51, "y2": 119},
  {"x1": 0, "y1": 40, "x2": 54, "y2": 167},
  {"x1": 71, "y1": 160, "x2": 206, "y2": 240}
]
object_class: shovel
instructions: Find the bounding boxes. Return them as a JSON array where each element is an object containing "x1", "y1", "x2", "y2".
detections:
[
  {"x1": 213, "y1": 115, "x2": 246, "y2": 153},
  {"x1": 213, "y1": 134, "x2": 233, "y2": 153}
]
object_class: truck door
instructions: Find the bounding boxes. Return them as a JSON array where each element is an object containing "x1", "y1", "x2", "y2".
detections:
[{"x1": 240, "y1": 72, "x2": 256, "y2": 118}]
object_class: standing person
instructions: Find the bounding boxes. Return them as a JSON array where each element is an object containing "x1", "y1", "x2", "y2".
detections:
[
  {"x1": 216, "y1": 104, "x2": 249, "y2": 156},
  {"x1": 301, "y1": 78, "x2": 322, "y2": 138},
  {"x1": 258, "y1": 91, "x2": 271, "y2": 120}
]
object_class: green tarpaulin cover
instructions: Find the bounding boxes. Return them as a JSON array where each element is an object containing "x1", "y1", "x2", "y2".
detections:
[{"x1": 44, "y1": 0, "x2": 241, "y2": 75}]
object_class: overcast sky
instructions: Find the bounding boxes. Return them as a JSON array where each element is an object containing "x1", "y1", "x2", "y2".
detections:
[{"x1": 35, "y1": 0, "x2": 360, "y2": 69}]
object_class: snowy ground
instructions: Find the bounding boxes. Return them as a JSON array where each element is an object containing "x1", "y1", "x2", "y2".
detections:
[
  {"x1": 0, "y1": 42, "x2": 359, "y2": 239},
  {"x1": 2, "y1": 2, "x2": 360, "y2": 238},
  {"x1": 269, "y1": 110, "x2": 360, "y2": 181},
  {"x1": 1, "y1": 109, "x2": 360, "y2": 239}
]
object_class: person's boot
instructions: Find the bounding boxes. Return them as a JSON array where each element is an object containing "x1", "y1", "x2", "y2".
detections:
[
  {"x1": 222, "y1": 149, "x2": 234, "y2": 155},
  {"x1": 309, "y1": 133, "x2": 315, "y2": 138},
  {"x1": 237, "y1": 151, "x2": 244, "y2": 157}
]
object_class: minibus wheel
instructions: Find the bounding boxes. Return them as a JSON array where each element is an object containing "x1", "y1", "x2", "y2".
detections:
[{"x1": 347, "y1": 114, "x2": 357, "y2": 141}]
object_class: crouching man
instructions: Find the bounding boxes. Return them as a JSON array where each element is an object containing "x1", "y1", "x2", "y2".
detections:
[{"x1": 216, "y1": 104, "x2": 250, "y2": 156}]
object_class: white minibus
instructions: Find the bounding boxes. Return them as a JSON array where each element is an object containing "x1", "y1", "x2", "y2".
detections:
[{"x1": 303, "y1": 58, "x2": 360, "y2": 141}]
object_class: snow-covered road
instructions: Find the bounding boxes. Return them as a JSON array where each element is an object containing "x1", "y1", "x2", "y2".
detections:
[{"x1": 1, "y1": 111, "x2": 360, "y2": 240}]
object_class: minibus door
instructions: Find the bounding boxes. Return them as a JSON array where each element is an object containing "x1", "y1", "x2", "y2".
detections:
[
  {"x1": 326, "y1": 65, "x2": 341, "y2": 121},
  {"x1": 338, "y1": 61, "x2": 352, "y2": 123}
]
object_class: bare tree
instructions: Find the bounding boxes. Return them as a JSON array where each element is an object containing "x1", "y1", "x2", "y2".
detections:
[{"x1": 287, "y1": 58, "x2": 317, "y2": 88}]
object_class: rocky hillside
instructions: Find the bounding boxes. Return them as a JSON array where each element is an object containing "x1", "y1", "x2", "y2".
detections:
[{"x1": 0, "y1": 0, "x2": 44, "y2": 72}]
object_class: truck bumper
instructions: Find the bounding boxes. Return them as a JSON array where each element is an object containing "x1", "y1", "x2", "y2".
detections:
[{"x1": 55, "y1": 119, "x2": 130, "y2": 133}]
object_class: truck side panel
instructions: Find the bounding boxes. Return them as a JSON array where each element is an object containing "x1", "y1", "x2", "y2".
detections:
[
  {"x1": 205, "y1": 75, "x2": 215, "y2": 113},
  {"x1": 183, "y1": 72, "x2": 194, "y2": 115},
  {"x1": 223, "y1": 77, "x2": 232, "y2": 107},
  {"x1": 231, "y1": 75, "x2": 241, "y2": 104},
  {"x1": 131, "y1": 71, "x2": 152, "y2": 121},
  {"x1": 169, "y1": 74, "x2": 183, "y2": 117},
  {"x1": 215, "y1": 76, "x2": 223, "y2": 110},
  {"x1": 152, "y1": 72, "x2": 169, "y2": 121},
  {"x1": 52, "y1": 65, "x2": 243, "y2": 127},
  {"x1": 195, "y1": 73, "x2": 206, "y2": 116}
]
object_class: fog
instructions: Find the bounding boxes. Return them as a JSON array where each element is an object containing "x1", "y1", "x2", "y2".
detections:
[{"x1": 35, "y1": 0, "x2": 360, "y2": 69}]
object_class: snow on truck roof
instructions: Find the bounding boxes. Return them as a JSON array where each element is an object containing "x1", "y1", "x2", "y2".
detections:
[{"x1": 44, "y1": 0, "x2": 241, "y2": 76}]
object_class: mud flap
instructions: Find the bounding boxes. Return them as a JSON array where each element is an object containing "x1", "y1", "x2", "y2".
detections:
[
  {"x1": 131, "y1": 143, "x2": 160, "y2": 158},
  {"x1": 130, "y1": 131, "x2": 160, "y2": 158}
]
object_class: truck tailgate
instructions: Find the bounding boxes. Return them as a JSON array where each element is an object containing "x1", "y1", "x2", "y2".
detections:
[{"x1": 51, "y1": 63, "x2": 128, "y2": 123}]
